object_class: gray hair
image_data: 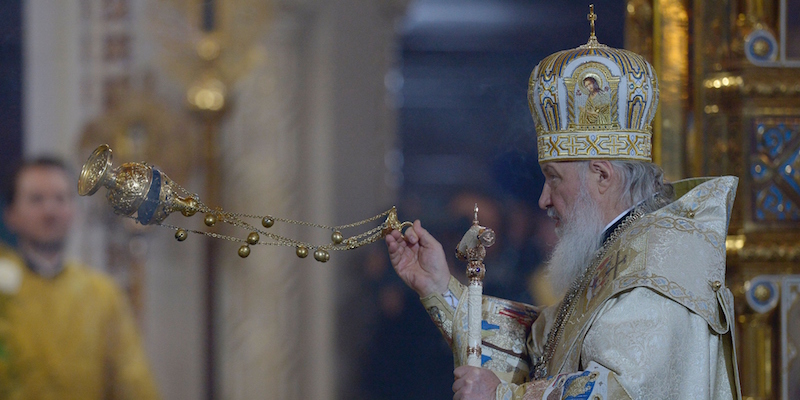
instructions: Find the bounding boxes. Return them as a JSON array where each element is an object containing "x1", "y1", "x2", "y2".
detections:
[{"x1": 609, "y1": 160, "x2": 674, "y2": 212}]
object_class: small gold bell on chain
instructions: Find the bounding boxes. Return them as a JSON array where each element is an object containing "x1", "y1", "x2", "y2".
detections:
[
  {"x1": 247, "y1": 232, "x2": 260, "y2": 245},
  {"x1": 313, "y1": 249, "x2": 330, "y2": 262},
  {"x1": 175, "y1": 228, "x2": 188, "y2": 241}
]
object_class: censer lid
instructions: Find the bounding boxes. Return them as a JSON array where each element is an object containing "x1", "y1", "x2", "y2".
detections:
[{"x1": 78, "y1": 144, "x2": 113, "y2": 196}]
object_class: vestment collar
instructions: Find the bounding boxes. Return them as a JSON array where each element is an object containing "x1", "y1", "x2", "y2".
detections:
[{"x1": 600, "y1": 200, "x2": 642, "y2": 244}]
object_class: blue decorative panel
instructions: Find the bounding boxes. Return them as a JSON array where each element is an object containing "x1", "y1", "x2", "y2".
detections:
[
  {"x1": 780, "y1": 150, "x2": 800, "y2": 197},
  {"x1": 755, "y1": 184, "x2": 800, "y2": 220},
  {"x1": 751, "y1": 118, "x2": 800, "y2": 222}
]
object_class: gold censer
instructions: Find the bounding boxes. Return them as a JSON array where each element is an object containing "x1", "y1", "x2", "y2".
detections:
[{"x1": 78, "y1": 144, "x2": 412, "y2": 261}]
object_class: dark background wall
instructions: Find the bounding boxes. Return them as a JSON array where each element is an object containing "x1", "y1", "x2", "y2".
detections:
[
  {"x1": 399, "y1": 0, "x2": 626, "y2": 214},
  {"x1": 0, "y1": 0, "x2": 23, "y2": 245}
]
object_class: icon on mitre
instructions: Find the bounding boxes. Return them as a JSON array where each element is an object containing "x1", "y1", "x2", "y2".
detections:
[{"x1": 577, "y1": 71, "x2": 612, "y2": 126}]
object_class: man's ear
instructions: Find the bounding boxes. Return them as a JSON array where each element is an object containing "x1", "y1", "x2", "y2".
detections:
[{"x1": 588, "y1": 160, "x2": 614, "y2": 194}]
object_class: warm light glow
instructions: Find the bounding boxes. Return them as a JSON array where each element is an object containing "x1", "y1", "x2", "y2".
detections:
[
  {"x1": 726, "y1": 235, "x2": 745, "y2": 251},
  {"x1": 196, "y1": 36, "x2": 221, "y2": 61},
  {"x1": 186, "y1": 77, "x2": 227, "y2": 111},
  {"x1": 704, "y1": 76, "x2": 742, "y2": 90},
  {"x1": 193, "y1": 89, "x2": 224, "y2": 110}
]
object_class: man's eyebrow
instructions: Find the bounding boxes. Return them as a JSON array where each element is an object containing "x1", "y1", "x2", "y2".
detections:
[{"x1": 542, "y1": 165, "x2": 556, "y2": 175}]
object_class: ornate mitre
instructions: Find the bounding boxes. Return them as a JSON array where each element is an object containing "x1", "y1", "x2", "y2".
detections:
[{"x1": 529, "y1": 7, "x2": 659, "y2": 163}]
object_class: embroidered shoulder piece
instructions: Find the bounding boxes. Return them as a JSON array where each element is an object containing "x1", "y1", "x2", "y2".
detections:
[{"x1": 608, "y1": 176, "x2": 738, "y2": 333}]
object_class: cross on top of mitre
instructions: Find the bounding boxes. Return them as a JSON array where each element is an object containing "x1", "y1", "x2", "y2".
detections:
[{"x1": 588, "y1": 4, "x2": 597, "y2": 40}]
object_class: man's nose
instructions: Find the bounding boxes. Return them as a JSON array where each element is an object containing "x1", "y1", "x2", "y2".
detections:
[{"x1": 538, "y1": 185, "x2": 550, "y2": 210}]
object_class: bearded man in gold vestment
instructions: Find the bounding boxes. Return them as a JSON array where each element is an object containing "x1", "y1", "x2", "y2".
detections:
[
  {"x1": 385, "y1": 29, "x2": 741, "y2": 400},
  {"x1": 0, "y1": 158, "x2": 160, "y2": 400}
]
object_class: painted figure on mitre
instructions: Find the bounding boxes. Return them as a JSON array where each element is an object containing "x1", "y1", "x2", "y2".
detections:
[{"x1": 578, "y1": 73, "x2": 611, "y2": 126}]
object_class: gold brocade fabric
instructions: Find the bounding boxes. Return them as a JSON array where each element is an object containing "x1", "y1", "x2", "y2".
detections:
[{"x1": 0, "y1": 247, "x2": 160, "y2": 400}]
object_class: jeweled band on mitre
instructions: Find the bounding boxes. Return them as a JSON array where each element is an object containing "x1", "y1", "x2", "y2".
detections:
[{"x1": 537, "y1": 130, "x2": 652, "y2": 162}]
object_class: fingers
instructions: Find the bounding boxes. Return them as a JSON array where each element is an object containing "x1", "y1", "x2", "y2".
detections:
[
  {"x1": 409, "y1": 220, "x2": 424, "y2": 245},
  {"x1": 452, "y1": 371, "x2": 468, "y2": 400},
  {"x1": 384, "y1": 221, "x2": 426, "y2": 251},
  {"x1": 412, "y1": 220, "x2": 441, "y2": 250},
  {"x1": 452, "y1": 366, "x2": 471, "y2": 395},
  {"x1": 452, "y1": 366, "x2": 500, "y2": 400},
  {"x1": 384, "y1": 229, "x2": 403, "y2": 250},
  {"x1": 385, "y1": 229, "x2": 414, "y2": 273},
  {"x1": 404, "y1": 220, "x2": 420, "y2": 245},
  {"x1": 452, "y1": 378, "x2": 463, "y2": 395}
]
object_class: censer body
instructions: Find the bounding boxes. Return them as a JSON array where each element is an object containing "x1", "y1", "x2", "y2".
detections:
[{"x1": 79, "y1": 144, "x2": 197, "y2": 225}]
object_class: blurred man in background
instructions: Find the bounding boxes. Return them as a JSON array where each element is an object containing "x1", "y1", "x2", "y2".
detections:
[{"x1": 0, "y1": 157, "x2": 160, "y2": 399}]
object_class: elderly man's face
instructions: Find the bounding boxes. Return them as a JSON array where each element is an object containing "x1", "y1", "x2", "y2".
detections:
[
  {"x1": 5, "y1": 166, "x2": 75, "y2": 248},
  {"x1": 538, "y1": 162, "x2": 584, "y2": 231}
]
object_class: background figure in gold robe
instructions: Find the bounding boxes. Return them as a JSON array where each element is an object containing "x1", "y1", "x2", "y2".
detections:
[
  {"x1": 578, "y1": 76, "x2": 611, "y2": 126},
  {"x1": 0, "y1": 158, "x2": 160, "y2": 400}
]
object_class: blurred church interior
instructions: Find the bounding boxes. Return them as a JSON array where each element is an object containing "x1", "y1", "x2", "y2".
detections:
[{"x1": 0, "y1": 0, "x2": 798, "y2": 399}]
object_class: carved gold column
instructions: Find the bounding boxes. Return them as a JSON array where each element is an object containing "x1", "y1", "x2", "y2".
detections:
[
  {"x1": 625, "y1": 0, "x2": 689, "y2": 181},
  {"x1": 627, "y1": 1, "x2": 800, "y2": 398}
]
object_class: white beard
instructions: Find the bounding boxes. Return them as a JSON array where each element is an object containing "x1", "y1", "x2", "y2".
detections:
[{"x1": 545, "y1": 181, "x2": 606, "y2": 298}]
